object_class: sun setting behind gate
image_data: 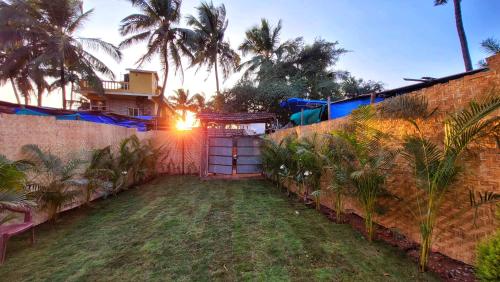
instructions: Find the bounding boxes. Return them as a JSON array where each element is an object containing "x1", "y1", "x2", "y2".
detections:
[{"x1": 175, "y1": 111, "x2": 198, "y2": 131}]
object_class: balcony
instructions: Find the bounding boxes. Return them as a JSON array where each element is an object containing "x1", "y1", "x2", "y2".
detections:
[{"x1": 80, "y1": 80, "x2": 129, "y2": 91}]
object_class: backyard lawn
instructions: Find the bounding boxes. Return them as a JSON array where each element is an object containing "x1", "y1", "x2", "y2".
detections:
[{"x1": 0, "y1": 176, "x2": 439, "y2": 281}]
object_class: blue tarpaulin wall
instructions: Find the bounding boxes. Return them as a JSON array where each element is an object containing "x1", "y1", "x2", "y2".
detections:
[
  {"x1": 280, "y1": 96, "x2": 385, "y2": 121},
  {"x1": 14, "y1": 108, "x2": 151, "y2": 131}
]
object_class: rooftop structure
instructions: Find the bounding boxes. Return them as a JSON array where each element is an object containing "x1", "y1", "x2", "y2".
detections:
[{"x1": 79, "y1": 69, "x2": 167, "y2": 117}]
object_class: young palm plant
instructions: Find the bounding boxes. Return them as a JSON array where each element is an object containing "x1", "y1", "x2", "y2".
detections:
[
  {"x1": 334, "y1": 106, "x2": 397, "y2": 241},
  {"x1": 21, "y1": 144, "x2": 83, "y2": 221},
  {"x1": 321, "y1": 134, "x2": 356, "y2": 223},
  {"x1": 400, "y1": 94, "x2": 500, "y2": 272},
  {"x1": 278, "y1": 135, "x2": 298, "y2": 196},
  {"x1": 261, "y1": 137, "x2": 288, "y2": 189},
  {"x1": 292, "y1": 134, "x2": 324, "y2": 203},
  {"x1": 82, "y1": 146, "x2": 114, "y2": 204},
  {"x1": 0, "y1": 155, "x2": 33, "y2": 215}
]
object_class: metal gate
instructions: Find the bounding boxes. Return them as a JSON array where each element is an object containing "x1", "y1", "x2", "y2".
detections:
[
  {"x1": 208, "y1": 137, "x2": 233, "y2": 175},
  {"x1": 236, "y1": 137, "x2": 262, "y2": 174}
]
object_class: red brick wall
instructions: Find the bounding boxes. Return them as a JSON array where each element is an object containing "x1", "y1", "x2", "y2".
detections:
[{"x1": 268, "y1": 54, "x2": 500, "y2": 265}]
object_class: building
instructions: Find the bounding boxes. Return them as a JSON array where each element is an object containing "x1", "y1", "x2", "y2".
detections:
[{"x1": 79, "y1": 69, "x2": 167, "y2": 117}]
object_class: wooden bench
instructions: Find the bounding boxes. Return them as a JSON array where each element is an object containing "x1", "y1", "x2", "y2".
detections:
[{"x1": 0, "y1": 206, "x2": 35, "y2": 265}]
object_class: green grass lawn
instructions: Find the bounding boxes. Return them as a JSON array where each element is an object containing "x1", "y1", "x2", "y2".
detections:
[{"x1": 0, "y1": 176, "x2": 439, "y2": 281}]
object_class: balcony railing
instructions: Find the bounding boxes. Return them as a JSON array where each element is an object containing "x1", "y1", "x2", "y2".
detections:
[{"x1": 80, "y1": 80, "x2": 129, "y2": 91}]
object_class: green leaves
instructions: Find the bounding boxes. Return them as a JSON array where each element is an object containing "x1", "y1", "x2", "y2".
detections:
[
  {"x1": 444, "y1": 95, "x2": 500, "y2": 154},
  {"x1": 399, "y1": 93, "x2": 500, "y2": 271},
  {"x1": 378, "y1": 94, "x2": 434, "y2": 120}
]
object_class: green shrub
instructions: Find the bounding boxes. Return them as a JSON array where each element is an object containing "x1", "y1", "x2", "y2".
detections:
[{"x1": 476, "y1": 232, "x2": 500, "y2": 281}]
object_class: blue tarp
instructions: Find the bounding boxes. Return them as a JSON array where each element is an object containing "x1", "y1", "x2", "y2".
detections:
[
  {"x1": 280, "y1": 96, "x2": 385, "y2": 120},
  {"x1": 14, "y1": 109, "x2": 150, "y2": 131},
  {"x1": 15, "y1": 108, "x2": 50, "y2": 116}
]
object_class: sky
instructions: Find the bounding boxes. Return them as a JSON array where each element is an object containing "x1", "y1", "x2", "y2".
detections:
[{"x1": 1, "y1": 0, "x2": 499, "y2": 108}]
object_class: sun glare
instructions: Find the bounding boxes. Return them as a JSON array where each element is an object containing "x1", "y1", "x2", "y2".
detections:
[{"x1": 176, "y1": 111, "x2": 198, "y2": 131}]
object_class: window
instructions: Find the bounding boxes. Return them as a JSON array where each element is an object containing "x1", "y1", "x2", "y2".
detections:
[
  {"x1": 90, "y1": 100, "x2": 107, "y2": 111},
  {"x1": 128, "y1": 108, "x2": 141, "y2": 117}
]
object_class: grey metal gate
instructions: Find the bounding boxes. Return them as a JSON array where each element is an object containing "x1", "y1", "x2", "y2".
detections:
[
  {"x1": 208, "y1": 137, "x2": 233, "y2": 175},
  {"x1": 236, "y1": 137, "x2": 262, "y2": 174}
]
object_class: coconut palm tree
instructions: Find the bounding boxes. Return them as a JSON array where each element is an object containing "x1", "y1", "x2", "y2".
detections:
[
  {"x1": 435, "y1": 0, "x2": 473, "y2": 71},
  {"x1": 187, "y1": 1, "x2": 240, "y2": 94},
  {"x1": 120, "y1": 0, "x2": 194, "y2": 117},
  {"x1": 479, "y1": 37, "x2": 500, "y2": 67},
  {"x1": 169, "y1": 88, "x2": 204, "y2": 120},
  {"x1": 0, "y1": 0, "x2": 122, "y2": 109},
  {"x1": 0, "y1": 48, "x2": 25, "y2": 105},
  {"x1": 238, "y1": 18, "x2": 302, "y2": 77}
]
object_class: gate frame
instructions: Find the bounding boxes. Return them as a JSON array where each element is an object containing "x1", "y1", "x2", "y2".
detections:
[{"x1": 198, "y1": 112, "x2": 277, "y2": 178}]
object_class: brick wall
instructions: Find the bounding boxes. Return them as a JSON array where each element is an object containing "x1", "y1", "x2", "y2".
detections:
[{"x1": 268, "y1": 54, "x2": 500, "y2": 265}]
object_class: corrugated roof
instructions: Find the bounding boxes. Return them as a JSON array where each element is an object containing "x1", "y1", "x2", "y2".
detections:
[{"x1": 198, "y1": 112, "x2": 276, "y2": 124}]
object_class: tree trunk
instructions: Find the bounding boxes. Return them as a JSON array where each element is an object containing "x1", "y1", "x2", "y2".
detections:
[
  {"x1": 37, "y1": 87, "x2": 43, "y2": 107},
  {"x1": 69, "y1": 81, "x2": 74, "y2": 109},
  {"x1": 9, "y1": 77, "x2": 22, "y2": 105},
  {"x1": 453, "y1": 0, "x2": 473, "y2": 71},
  {"x1": 157, "y1": 53, "x2": 169, "y2": 118},
  {"x1": 24, "y1": 93, "x2": 29, "y2": 106},
  {"x1": 60, "y1": 65, "x2": 67, "y2": 110},
  {"x1": 214, "y1": 51, "x2": 220, "y2": 95}
]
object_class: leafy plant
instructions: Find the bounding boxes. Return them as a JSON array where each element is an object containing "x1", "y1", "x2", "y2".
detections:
[
  {"x1": 261, "y1": 137, "x2": 288, "y2": 189},
  {"x1": 22, "y1": 144, "x2": 83, "y2": 221},
  {"x1": 400, "y1": 95, "x2": 500, "y2": 272},
  {"x1": 82, "y1": 146, "x2": 114, "y2": 204},
  {"x1": 332, "y1": 106, "x2": 397, "y2": 241},
  {"x1": 277, "y1": 135, "x2": 299, "y2": 196},
  {"x1": 322, "y1": 134, "x2": 356, "y2": 223},
  {"x1": 476, "y1": 231, "x2": 500, "y2": 281},
  {"x1": 0, "y1": 155, "x2": 33, "y2": 224},
  {"x1": 378, "y1": 94, "x2": 435, "y2": 120},
  {"x1": 291, "y1": 134, "x2": 324, "y2": 202}
]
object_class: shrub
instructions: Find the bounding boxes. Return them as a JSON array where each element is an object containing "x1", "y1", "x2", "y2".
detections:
[{"x1": 476, "y1": 232, "x2": 500, "y2": 281}]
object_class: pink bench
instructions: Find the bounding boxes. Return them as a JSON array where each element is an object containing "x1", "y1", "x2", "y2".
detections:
[{"x1": 0, "y1": 206, "x2": 35, "y2": 265}]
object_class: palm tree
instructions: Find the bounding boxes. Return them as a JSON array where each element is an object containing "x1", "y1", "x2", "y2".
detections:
[
  {"x1": 238, "y1": 18, "x2": 301, "y2": 77},
  {"x1": 0, "y1": 155, "x2": 32, "y2": 212},
  {"x1": 168, "y1": 88, "x2": 204, "y2": 120},
  {"x1": 332, "y1": 106, "x2": 397, "y2": 241},
  {"x1": 400, "y1": 94, "x2": 500, "y2": 272},
  {"x1": 21, "y1": 144, "x2": 83, "y2": 221},
  {"x1": 0, "y1": 0, "x2": 122, "y2": 109},
  {"x1": 187, "y1": 1, "x2": 240, "y2": 94},
  {"x1": 322, "y1": 133, "x2": 356, "y2": 223},
  {"x1": 435, "y1": 0, "x2": 473, "y2": 71},
  {"x1": 479, "y1": 37, "x2": 500, "y2": 67},
  {"x1": 0, "y1": 48, "x2": 24, "y2": 105},
  {"x1": 120, "y1": 0, "x2": 194, "y2": 117}
]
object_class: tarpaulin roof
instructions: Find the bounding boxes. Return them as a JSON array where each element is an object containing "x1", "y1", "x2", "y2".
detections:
[
  {"x1": 1, "y1": 101, "x2": 154, "y2": 131},
  {"x1": 280, "y1": 95, "x2": 384, "y2": 121},
  {"x1": 290, "y1": 106, "x2": 326, "y2": 126}
]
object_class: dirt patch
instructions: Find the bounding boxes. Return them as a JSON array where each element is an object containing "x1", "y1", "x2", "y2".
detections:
[{"x1": 296, "y1": 194, "x2": 476, "y2": 282}]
